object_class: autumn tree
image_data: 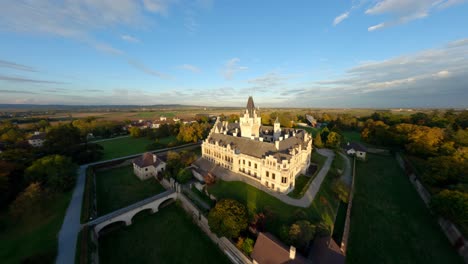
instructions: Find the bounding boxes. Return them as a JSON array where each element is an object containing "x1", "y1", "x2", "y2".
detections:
[
  {"x1": 129, "y1": 126, "x2": 141, "y2": 138},
  {"x1": 9, "y1": 182, "x2": 45, "y2": 219},
  {"x1": 431, "y1": 190, "x2": 468, "y2": 230},
  {"x1": 287, "y1": 220, "x2": 316, "y2": 250},
  {"x1": 326, "y1": 132, "x2": 341, "y2": 148},
  {"x1": 314, "y1": 132, "x2": 323, "y2": 148},
  {"x1": 208, "y1": 199, "x2": 248, "y2": 238}
]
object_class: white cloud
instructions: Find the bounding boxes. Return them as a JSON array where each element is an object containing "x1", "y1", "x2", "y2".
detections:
[
  {"x1": 365, "y1": 0, "x2": 466, "y2": 31},
  {"x1": 121, "y1": 35, "x2": 140, "y2": 43},
  {"x1": 179, "y1": 64, "x2": 201, "y2": 73},
  {"x1": 368, "y1": 23, "x2": 385, "y2": 31},
  {"x1": 333, "y1": 12, "x2": 350, "y2": 26},
  {"x1": 222, "y1": 58, "x2": 248, "y2": 80},
  {"x1": 433, "y1": 70, "x2": 451, "y2": 78},
  {"x1": 142, "y1": 0, "x2": 172, "y2": 15}
]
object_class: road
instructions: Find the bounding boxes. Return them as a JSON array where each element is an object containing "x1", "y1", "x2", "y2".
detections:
[
  {"x1": 338, "y1": 151, "x2": 352, "y2": 186},
  {"x1": 55, "y1": 143, "x2": 200, "y2": 264}
]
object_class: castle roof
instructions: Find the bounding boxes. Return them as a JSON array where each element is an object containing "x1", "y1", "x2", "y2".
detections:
[
  {"x1": 246, "y1": 96, "x2": 255, "y2": 116},
  {"x1": 207, "y1": 129, "x2": 309, "y2": 161}
]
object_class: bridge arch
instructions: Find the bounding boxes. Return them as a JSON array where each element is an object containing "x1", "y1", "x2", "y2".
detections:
[{"x1": 98, "y1": 221, "x2": 127, "y2": 237}]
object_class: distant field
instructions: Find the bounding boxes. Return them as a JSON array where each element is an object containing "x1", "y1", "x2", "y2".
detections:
[
  {"x1": 95, "y1": 166, "x2": 166, "y2": 216},
  {"x1": 99, "y1": 203, "x2": 230, "y2": 264},
  {"x1": 132, "y1": 111, "x2": 176, "y2": 118},
  {"x1": 347, "y1": 154, "x2": 462, "y2": 264},
  {"x1": 97, "y1": 136, "x2": 176, "y2": 160},
  {"x1": 0, "y1": 192, "x2": 72, "y2": 263}
]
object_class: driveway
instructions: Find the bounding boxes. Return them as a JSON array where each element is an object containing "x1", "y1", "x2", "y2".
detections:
[{"x1": 338, "y1": 151, "x2": 352, "y2": 186}]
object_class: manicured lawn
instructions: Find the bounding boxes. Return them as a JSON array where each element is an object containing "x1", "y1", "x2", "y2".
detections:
[
  {"x1": 0, "y1": 192, "x2": 72, "y2": 263},
  {"x1": 99, "y1": 203, "x2": 230, "y2": 264},
  {"x1": 208, "y1": 153, "x2": 341, "y2": 240},
  {"x1": 347, "y1": 154, "x2": 462, "y2": 264},
  {"x1": 288, "y1": 175, "x2": 313, "y2": 198},
  {"x1": 311, "y1": 149, "x2": 327, "y2": 167},
  {"x1": 97, "y1": 136, "x2": 176, "y2": 160},
  {"x1": 95, "y1": 166, "x2": 166, "y2": 216},
  {"x1": 341, "y1": 130, "x2": 362, "y2": 143}
]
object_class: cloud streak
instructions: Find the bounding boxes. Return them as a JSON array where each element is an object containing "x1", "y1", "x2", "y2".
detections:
[
  {"x1": 222, "y1": 58, "x2": 248, "y2": 80},
  {"x1": 0, "y1": 74, "x2": 66, "y2": 84},
  {"x1": 0, "y1": 59, "x2": 37, "y2": 72},
  {"x1": 333, "y1": 12, "x2": 350, "y2": 26}
]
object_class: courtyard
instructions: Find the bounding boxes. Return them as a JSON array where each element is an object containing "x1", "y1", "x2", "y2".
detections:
[
  {"x1": 98, "y1": 203, "x2": 230, "y2": 264},
  {"x1": 95, "y1": 165, "x2": 166, "y2": 216}
]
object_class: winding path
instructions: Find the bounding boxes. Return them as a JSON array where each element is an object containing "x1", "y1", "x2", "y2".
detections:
[{"x1": 55, "y1": 143, "x2": 200, "y2": 264}]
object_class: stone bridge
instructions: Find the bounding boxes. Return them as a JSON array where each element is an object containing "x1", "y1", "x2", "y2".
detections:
[{"x1": 85, "y1": 190, "x2": 177, "y2": 236}]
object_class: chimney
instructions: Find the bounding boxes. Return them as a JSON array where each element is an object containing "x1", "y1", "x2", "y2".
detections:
[
  {"x1": 289, "y1": 246, "x2": 296, "y2": 260},
  {"x1": 224, "y1": 131, "x2": 227, "y2": 135},
  {"x1": 285, "y1": 134, "x2": 289, "y2": 139},
  {"x1": 275, "y1": 140, "x2": 279, "y2": 150},
  {"x1": 279, "y1": 136, "x2": 283, "y2": 141},
  {"x1": 233, "y1": 132, "x2": 237, "y2": 137},
  {"x1": 251, "y1": 136, "x2": 255, "y2": 140},
  {"x1": 153, "y1": 154, "x2": 157, "y2": 162},
  {"x1": 259, "y1": 137, "x2": 264, "y2": 142}
]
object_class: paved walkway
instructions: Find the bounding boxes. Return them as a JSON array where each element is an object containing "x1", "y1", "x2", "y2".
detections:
[
  {"x1": 338, "y1": 151, "x2": 352, "y2": 186},
  {"x1": 209, "y1": 148, "x2": 335, "y2": 208},
  {"x1": 55, "y1": 143, "x2": 200, "y2": 264}
]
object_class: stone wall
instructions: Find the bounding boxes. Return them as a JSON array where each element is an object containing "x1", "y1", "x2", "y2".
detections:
[
  {"x1": 396, "y1": 153, "x2": 468, "y2": 263},
  {"x1": 340, "y1": 157, "x2": 355, "y2": 254}
]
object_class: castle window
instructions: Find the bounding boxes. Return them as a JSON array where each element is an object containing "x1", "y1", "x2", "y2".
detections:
[
  {"x1": 248, "y1": 161, "x2": 251, "y2": 167},
  {"x1": 243, "y1": 160, "x2": 245, "y2": 165},
  {"x1": 254, "y1": 163, "x2": 257, "y2": 169},
  {"x1": 272, "y1": 173, "x2": 276, "y2": 180},
  {"x1": 266, "y1": 171, "x2": 269, "y2": 177},
  {"x1": 282, "y1": 177, "x2": 287, "y2": 183}
]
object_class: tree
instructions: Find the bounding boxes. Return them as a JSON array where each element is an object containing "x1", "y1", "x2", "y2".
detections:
[
  {"x1": 176, "y1": 169, "x2": 193, "y2": 184},
  {"x1": 236, "y1": 237, "x2": 254, "y2": 255},
  {"x1": 332, "y1": 179, "x2": 350, "y2": 203},
  {"x1": 326, "y1": 132, "x2": 340, "y2": 148},
  {"x1": 9, "y1": 182, "x2": 45, "y2": 219},
  {"x1": 431, "y1": 190, "x2": 468, "y2": 229},
  {"x1": 208, "y1": 199, "x2": 248, "y2": 238},
  {"x1": 314, "y1": 132, "x2": 323, "y2": 148},
  {"x1": 43, "y1": 124, "x2": 82, "y2": 157},
  {"x1": 288, "y1": 220, "x2": 316, "y2": 249},
  {"x1": 129, "y1": 126, "x2": 141, "y2": 138},
  {"x1": 25, "y1": 155, "x2": 78, "y2": 192}
]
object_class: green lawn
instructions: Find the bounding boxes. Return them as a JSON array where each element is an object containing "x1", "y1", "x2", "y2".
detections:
[
  {"x1": 208, "y1": 153, "x2": 341, "y2": 241},
  {"x1": 341, "y1": 130, "x2": 362, "y2": 143},
  {"x1": 300, "y1": 126, "x2": 321, "y2": 136},
  {"x1": 95, "y1": 166, "x2": 166, "y2": 216},
  {"x1": 99, "y1": 203, "x2": 230, "y2": 264},
  {"x1": 97, "y1": 136, "x2": 176, "y2": 160},
  {"x1": 331, "y1": 201, "x2": 347, "y2": 245},
  {"x1": 288, "y1": 175, "x2": 314, "y2": 198},
  {"x1": 347, "y1": 154, "x2": 462, "y2": 264},
  {"x1": 0, "y1": 192, "x2": 72, "y2": 263},
  {"x1": 311, "y1": 149, "x2": 327, "y2": 167}
]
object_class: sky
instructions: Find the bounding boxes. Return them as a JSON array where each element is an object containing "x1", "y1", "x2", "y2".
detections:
[{"x1": 0, "y1": 0, "x2": 467, "y2": 108}]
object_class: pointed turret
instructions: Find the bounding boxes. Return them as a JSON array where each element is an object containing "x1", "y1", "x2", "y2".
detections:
[{"x1": 246, "y1": 96, "x2": 255, "y2": 117}]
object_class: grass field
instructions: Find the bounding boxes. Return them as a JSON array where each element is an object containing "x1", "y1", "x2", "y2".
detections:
[
  {"x1": 347, "y1": 154, "x2": 462, "y2": 264},
  {"x1": 288, "y1": 175, "x2": 313, "y2": 198},
  {"x1": 95, "y1": 166, "x2": 166, "y2": 216},
  {"x1": 97, "y1": 136, "x2": 176, "y2": 160},
  {"x1": 99, "y1": 203, "x2": 230, "y2": 264},
  {"x1": 132, "y1": 111, "x2": 176, "y2": 118},
  {"x1": 208, "y1": 151, "x2": 341, "y2": 240},
  {"x1": 341, "y1": 130, "x2": 362, "y2": 143},
  {"x1": 0, "y1": 192, "x2": 72, "y2": 263}
]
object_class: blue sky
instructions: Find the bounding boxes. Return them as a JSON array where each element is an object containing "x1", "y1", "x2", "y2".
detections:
[{"x1": 0, "y1": 0, "x2": 467, "y2": 107}]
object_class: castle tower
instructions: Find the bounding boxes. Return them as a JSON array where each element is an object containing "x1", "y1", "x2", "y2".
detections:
[
  {"x1": 240, "y1": 96, "x2": 261, "y2": 138},
  {"x1": 273, "y1": 116, "x2": 281, "y2": 141}
]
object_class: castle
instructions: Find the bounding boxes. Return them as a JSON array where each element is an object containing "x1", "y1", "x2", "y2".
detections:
[{"x1": 200, "y1": 96, "x2": 313, "y2": 193}]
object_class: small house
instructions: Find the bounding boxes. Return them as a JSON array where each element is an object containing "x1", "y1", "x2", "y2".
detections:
[
  {"x1": 133, "y1": 152, "x2": 166, "y2": 180},
  {"x1": 251, "y1": 232, "x2": 307, "y2": 264},
  {"x1": 28, "y1": 132, "x2": 46, "y2": 147},
  {"x1": 344, "y1": 142, "x2": 367, "y2": 160}
]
